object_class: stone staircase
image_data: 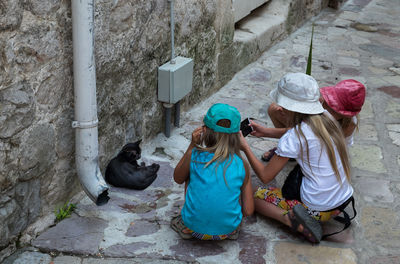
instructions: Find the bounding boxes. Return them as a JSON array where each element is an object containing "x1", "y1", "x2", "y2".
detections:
[{"x1": 232, "y1": 0, "x2": 333, "y2": 73}]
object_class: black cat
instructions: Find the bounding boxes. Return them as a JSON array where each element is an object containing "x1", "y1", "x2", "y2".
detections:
[{"x1": 105, "y1": 140, "x2": 160, "y2": 190}]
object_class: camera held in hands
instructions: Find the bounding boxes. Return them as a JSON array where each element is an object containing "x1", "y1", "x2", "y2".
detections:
[{"x1": 240, "y1": 118, "x2": 254, "y2": 137}]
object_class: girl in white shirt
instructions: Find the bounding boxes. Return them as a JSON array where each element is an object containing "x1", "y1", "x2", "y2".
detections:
[
  {"x1": 259, "y1": 79, "x2": 365, "y2": 160},
  {"x1": 240, "y1": 73, "x2": 354, "y2": 243}
]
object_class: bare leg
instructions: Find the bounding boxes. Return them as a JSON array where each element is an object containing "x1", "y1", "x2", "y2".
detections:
[
  {"x1": 255, "y1": 198, "x2": 304, "y2": 232},
  {"x1": 255, "y1": 198, "x2": 291, "y2": 226}
]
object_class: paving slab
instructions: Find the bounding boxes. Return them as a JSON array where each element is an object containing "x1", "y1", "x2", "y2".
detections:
[
  {"x1": 387, "y1": 124, "x2": 400, "y2": 146},
  {"x1": 274, "y1": 242, "x2": 357, "y2": 264},
  {"x1": 357, "y1": 123, "x2": 378, "y2": 141},
  {"x1": 6, "y1": 251, "x2": 52, "y2": 264},
  {"x1": 359, "y1": 100, "x2": 374, "y2": 119},
  {"x1": 356, "y1": 178, "x2": 393, "y2": 203},
  {"x1": 385, "y1": 100, "x2": 400, "y2": 119},
  {"x1": 53, "y1": 255, "x2": 82, "y2": 264},
  {"x1": 361, "y1": 207, "x2": 400, "y2": 249},
  {"x1": 32, "y1": 216, "x2": 108, "y2": 255},
  {"x1": 349, "y1": 144, "x2": 387, "y2": 173},
  {"x1": 367, "y1": 255, "x2": 400, "y2": 264}
]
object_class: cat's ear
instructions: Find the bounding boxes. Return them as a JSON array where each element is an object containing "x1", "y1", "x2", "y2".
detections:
[{"x1": 121, "y1": 143, "x2": 134, "y2": 153}]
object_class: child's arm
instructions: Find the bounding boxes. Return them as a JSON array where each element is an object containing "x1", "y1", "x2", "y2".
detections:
[
  {"x1": 173, "y1": 143, "x2": 194, "y2": 184},
  {"x1": 241, "y1": 161, "x2": 254, "y2": 217},
  {"x1": 250, "y1": 120, "x2": 288, "y2": 139},
  {"x1": 240, "y1": 133, "x2": 288, "y2": 184},
  {"x1": 173, "y1": 126, "x2": 204, "y2": 184}
]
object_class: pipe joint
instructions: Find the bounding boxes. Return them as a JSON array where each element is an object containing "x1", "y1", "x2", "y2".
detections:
[{"x1": 72, "y1": 119, "x2": 99, "y2": 129}]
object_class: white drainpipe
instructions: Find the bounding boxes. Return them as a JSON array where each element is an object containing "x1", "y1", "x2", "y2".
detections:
[{"x1": 71, "y1": 0, "x2": 109, "y2": 205}]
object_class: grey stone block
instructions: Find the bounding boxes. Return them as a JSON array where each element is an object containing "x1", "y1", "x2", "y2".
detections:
[
  {"x1": 103, "y1": 242, "x2": 155, "y2": 258},
  {"x1": 0, "y1": 0, "x2": 23, "y2": 31},
  {"x1": 169, "y1": 239, "x2": 226, "y2": 262},
  {"x1": 0, "y1": 81, "x2": 35, "y2": 139},
  {"x1": 9, "y1": 251, "x2": 51, "y2": 264},
  {"x1": 24, "y1": 0, "x2": 61, "y2": 16},
  {"x1": 19, "y1": 124, "x2": 56, "y2": 180},
  {"x1": 53, "y1": 255, "x2": 82, "y2": 264},
  {"x1": 33, "y1": 216, "x2": 108, "y2": 255}
]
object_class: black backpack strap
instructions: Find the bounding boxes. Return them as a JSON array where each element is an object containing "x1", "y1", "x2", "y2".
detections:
[{"x1": 322, "y1": 196, "x2": 356, "y2": 239}]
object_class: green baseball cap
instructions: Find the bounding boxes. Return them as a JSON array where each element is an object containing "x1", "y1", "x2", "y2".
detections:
[{"x1": 203, "y1": 103, "x2": 241, "y2": 133}]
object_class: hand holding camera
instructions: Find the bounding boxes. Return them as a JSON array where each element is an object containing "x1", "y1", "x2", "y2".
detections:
[{"x1": 240, "y1": 118, "x2": 254, "y2": 137}]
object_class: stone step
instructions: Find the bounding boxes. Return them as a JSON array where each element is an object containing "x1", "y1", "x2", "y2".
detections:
[
  {"x1": 234, "y1": 0, "x2": 289, "y2": 53},
  {"x1": 231, "y1": 0, "x2": 329, "y2": 74}
]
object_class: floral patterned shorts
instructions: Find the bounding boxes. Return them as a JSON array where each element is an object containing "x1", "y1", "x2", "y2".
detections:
[
  {"x1": 255, "y1": 186, "x2": 340, "y2": 222},
  {"x1": 183, "y1": 223, "x2": 240, "y2": 240}
]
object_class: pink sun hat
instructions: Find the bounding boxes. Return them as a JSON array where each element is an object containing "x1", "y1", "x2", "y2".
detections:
[{"x1": 320, "y1": 79, "x2": 366, "y2": 117}]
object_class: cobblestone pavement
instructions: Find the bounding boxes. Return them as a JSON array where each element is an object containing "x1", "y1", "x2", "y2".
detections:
[{"x1": 4, "y1": 0, "x2": 400, "y2": 263}]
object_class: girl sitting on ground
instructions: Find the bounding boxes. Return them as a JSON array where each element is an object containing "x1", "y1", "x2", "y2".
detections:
[
  {"x1": 171, "y1": 103, "x2": 254, "y2": 240},
  {"x1": 240, "y1": 73, "x2": 354, "y2": 243},
  {"x1": 256, "y1": 79, "x2": 365, "y2": 161}
]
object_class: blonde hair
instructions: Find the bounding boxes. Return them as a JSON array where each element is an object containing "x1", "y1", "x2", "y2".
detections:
[
  {"x1": 289, "y1": 112, "x2": 351, "y2": 183},
  {"x1": 195, "y1": 119, "x2": 243, "y2": 186}
]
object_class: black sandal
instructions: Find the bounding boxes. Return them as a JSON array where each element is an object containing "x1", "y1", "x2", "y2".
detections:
[
  {"x1": 170, "y1": 215, "x2": 193, "y2": 239},
  {"x1": 288, "y1": 205, "x2": 322, "y2": 243},
  {"x1": 261, "y1": 147, "x2": 277, "y2": 162},
  {"x1": 227, "y1": 223, "x2": 241, "y2": 240}
]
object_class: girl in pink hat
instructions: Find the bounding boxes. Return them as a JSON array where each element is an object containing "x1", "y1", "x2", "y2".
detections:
[
  {"x1": 256, "y1": 79, "x2": 366, "y2": 161},
  {"x1": 320, "y1": 79, "x2": 366, "y2": 145}
]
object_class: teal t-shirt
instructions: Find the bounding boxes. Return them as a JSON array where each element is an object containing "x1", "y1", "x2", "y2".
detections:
[{"x1": 181, "y1": 148, "x2": 246, "y2": 235}]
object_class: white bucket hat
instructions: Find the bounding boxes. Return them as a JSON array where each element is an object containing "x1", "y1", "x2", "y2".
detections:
[{"x1": 270, "y1": 72, "x2": 324, "y2": 114}]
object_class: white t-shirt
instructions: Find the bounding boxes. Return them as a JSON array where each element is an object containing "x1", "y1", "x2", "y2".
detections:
[
  {"x1": 345, "y1": 116, "x2": 358, "y2": 146},
  {"x1": 276, "y1": 121, "x2": 353, "y2": 211}
]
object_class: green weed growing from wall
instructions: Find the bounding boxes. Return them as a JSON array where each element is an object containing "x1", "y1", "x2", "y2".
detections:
[{"x1": 54, "y1": 202, "x2": 76, "y2": 222}]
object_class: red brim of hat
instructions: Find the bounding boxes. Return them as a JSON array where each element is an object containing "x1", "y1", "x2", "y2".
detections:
[{"x1": 320, "y1": 86, "x2": 361, "y2": 117}]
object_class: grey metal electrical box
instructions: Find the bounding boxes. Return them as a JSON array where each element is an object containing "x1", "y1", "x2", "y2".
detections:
[{"x1": 158, "y1": 56, "x2": 194, "y2": 104}]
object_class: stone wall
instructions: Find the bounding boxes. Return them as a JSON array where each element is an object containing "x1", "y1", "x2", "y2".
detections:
[{"x1": 0, "y1": 0, "x2": 338, "y2": 258}]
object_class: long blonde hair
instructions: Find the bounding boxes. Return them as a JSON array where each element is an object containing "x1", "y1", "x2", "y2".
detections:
[
  {"x1": 289, "y1": 112, "x2": 351, "y2": 183},
  {"x1": 195, "y1": 119, "x2": 244, "y2": 186}
]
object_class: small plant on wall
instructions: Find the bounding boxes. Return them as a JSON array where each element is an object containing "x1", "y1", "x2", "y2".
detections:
[
  {"x1": 306, "y1": 24, "x2": 315, "y2": 76},
  {"x1": 54, "y1": 202, "x2": 76, "y2": 222}
]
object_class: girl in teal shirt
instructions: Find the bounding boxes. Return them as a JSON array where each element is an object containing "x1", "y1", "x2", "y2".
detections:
[{"x1": 171, "y1": 103, "x2": 254, "y2": 240}]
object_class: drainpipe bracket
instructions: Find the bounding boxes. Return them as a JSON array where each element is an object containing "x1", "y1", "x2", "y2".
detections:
[
  {"x1": 72, "y1": 119, "x2": 99, "y2": 129},
  {"x1": 163, "y1": 103, "x2": 174, "y2": 108}
]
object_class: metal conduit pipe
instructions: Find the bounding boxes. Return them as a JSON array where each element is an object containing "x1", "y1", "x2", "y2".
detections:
[{"x1": 71, "y1": 0, "x2": 109, "y2": 205}]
